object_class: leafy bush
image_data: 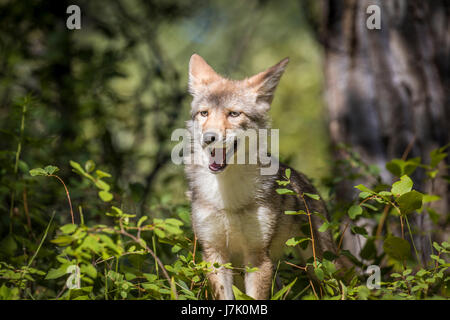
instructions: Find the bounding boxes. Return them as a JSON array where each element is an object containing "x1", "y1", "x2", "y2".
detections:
[{"x1": 0, "y1": 99, "x2": 448, "y2": 300}]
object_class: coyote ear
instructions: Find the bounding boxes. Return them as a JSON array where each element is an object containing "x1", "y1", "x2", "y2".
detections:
[
  {"x1": 188, "y1": 54, "x2": 221, "y2": 96},
  {"x1": 246, "y1": 57, "x2": 289, "y2": 106}
]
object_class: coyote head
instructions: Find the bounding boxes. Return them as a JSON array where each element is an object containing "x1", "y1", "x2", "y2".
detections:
[{"x1": 187, "y1": 54, "x2": 288, "y2": 174}]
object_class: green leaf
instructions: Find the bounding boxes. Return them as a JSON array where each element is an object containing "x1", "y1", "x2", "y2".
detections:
[
  {"x1": 232, "y1": 285, "x2": 254, "y2": 300},
  {"x1": 359, "y1": 192, "x2": 372, "y2": 199},
  {"x1": 386, "y1": 158, "x2": 421, "y2": 177},
  {"x1": 312, "y1": 211, "x2": 328, "y2": 222},
  {"x1": 165, "y1": 218, "x2": 184, "y2": 226},
  {"x1": 95, "y1": 169, "x2": 112, "y2": 179},
  {"x1": 348, "y1": 205, "x2": 363, "y2": 219},
  {"x1": 284, "y1": 210, "x2": 307, "y2": 215},
  {"x1": 95, "y1": 179, "x2": 110, "y2": 191},
  {"x1": 396, "y1": 190, "x2": 423, "y2": 215},
  {"x1": 322, "y1": 259, "x2": 336, "y2": 275},
  {"x1": 0, "y1": 234, "x2": 18, "y2": 256},
  {"x1": 354, "y1": 184, "x2": 374, "y2": 194},
  {"x1": 44, "y1": 165, "x2": 59, "y2": 175},
  {"x1": 50, "y1": 235, "x2": 74, "y2": 246},
  {"x1": 304, "y1": 193, "x2": 320, "y2": 200},
  {"x1": 378, "y1": 191, "x2": 392, "y2": 197},
  {"x1": 84, "y1": 160, "x2": 95, "y2": 173},
  {"x1": 386, "y1": 160, "x2": 402, "y2": 177},
  {"x1": 416, "y1": 269, "x2": 428, "y2": 277},
  {"x1": 360, "y1": 238, "x2": 377, "y2": 260},
  {"x1": 430, "y1": 146, "x2": 448, "y2": 168},
  {"x1": 422, "y1": 195, "x2": 440, "y2": 204},
  {"x1": 98, "y1": 191, "x2": 113, "y2": 202},
  {"x1": 70, "y1": 160, "x2": 85, "y2": 174},
  {"x1": 285, "y1": 237, "x2": 310, "y2": 247},
  {"x1": 154, "y1": 228, "x2": 165, "y2": 238},
  {"x1": 361, "y1": 203, "x2": 378, "y2": 211},
  {"x1": 81, "y1": 264, "x2": 97, "y2": 279},
  {"x1": 29, "y1": 168, "x2": 47, "y2": 176},
  {"x1": 318, "y1": 222, "x2": 330, "y2": 232},
  {"x1": 391, "y1": 175, "x2": 413, "y2": 196},
  {"x1": 426, "y1": 207, "x2": 440, "y2": 224},
  {"x1": 137, "y1": 216, "x2": 148, "y2": 227},
  {"x1": 383, "y1": 236, "x2": 411, "y2": 261},
  {"x1": 351, "y1": 226, "x2": 368, "y2": 237},
  {"x1": 18, "y1": 160, "x2": 29, "y2": 174},
  {"x1": 314, "y1": 267, "x2": 325, "y2": 281},
  {"x1": 60, "y1": 224, "x2": 77, "y2": 234},
  {"x1": 276, "y1": 188, "x2": 296, "y2": 195},
  {"x1": 45, "y1": 266, "x2": 68, "y2": 280},
  {"x1": 125, "y1": 272, "x2": 137, "y2": 281},
  {"x1": 245, "y1": 266, "x2": 259, "y2": 273},
  {"x1": 143, "y1": 274, "x2": 158, "y2": 282},
  {"x1": 271, "y1": 278, "x2": 297, "y2": 300},
  {"x1": 285, "y1": 168, "x2": 291, "y2": 179},
  {"x1": 142, "y1": 283, "x2": 159, "y2": 291}
]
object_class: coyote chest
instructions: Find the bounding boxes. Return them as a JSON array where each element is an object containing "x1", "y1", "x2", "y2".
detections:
[
  {"x1": 196, "y1": 165, "x2": 258, "y2": 210},
  {"x1": 192, "y1": 166, "x2": 275, "y2": 260}
]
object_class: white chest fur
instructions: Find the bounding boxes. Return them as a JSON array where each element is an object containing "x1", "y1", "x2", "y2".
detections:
[
  {"x1": 195, "y1": 164, "x2": 259, "y2": 210},
  {"x1": 192, "y1": 165, "x2": 277, "y2": 263}
]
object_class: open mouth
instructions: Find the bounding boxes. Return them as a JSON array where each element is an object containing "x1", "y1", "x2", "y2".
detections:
[{"x1": 207, "y1": 140, "x2": 238, "y2": 173}]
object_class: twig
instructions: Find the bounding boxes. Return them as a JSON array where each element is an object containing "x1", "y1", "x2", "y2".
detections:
[
  {"x1": 22, "y1": 187, "x2": 32, "y2": 233},
  {"x1": 284, "y1": 260, "x2": 307, "y2": 271},
  {"x1": 404, "y1": 215, "x2": 422, "y2": 267},
  {"x1": 49, "y1": 175, "x2": 75, "y2": 224},
  {"x1": 399, "y1": 215, "x2": 405, "y2": 239},
  {"x1": 9, "y1": 100, "x2": 27, "y2": 233},
  {"x1": 375, "y1": 204, "x2": 390, "y2": 239},
  {"x1": 401, "y1": 135, "x2": 416, "y2": 160},
  {"x1": 337, "y1": 222, "x2": 350, "y2": 254},
  {"x1": 309, "y1": 280, "x2": 319, "y2": 300},
  {"x1": 118, "y1": 221, "x2": 177, "y2": 299},
  {"x1": 55, "y1": 285, "x2": 67, "y2": 299},
  {"x1": 299, "y1": 194, "x2": 318, "y2": 268},
  {"x1": 27, "y1": 211, "x2": 55, "y2": 268}
]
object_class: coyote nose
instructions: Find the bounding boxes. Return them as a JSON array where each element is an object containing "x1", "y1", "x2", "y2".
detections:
[{"x1": 203, "y1": 132, "x2": 218, "y2": 145}]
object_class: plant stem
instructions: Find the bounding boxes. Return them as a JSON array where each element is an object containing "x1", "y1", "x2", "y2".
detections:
[
  {"x1": 404, "y1": 215, "x2": 422, "y2": 267},
  {"x1": 9, "y1": 101, "x2": 27, "y2": 233},
  {"x1": 300, "y1": 193, "x2": 318, "y2": 268},
  {"x1": 27, "y1": 211, "x2": 55, "y2": 268},
  {"x1": 337, "y1": 222, "x2": 349, "y2": 254},
  {"x1": 49, "y1": 174, "x2": 74, "y2": 224},
  {"x1": 375, "y1": 204, "x2": 390, "y2": 239},
  {"x1": 118, "y1": 222, "x2": 177, "y2": 299}
]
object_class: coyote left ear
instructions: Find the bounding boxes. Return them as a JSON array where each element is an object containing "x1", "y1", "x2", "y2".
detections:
[
  {"x1": 188, "y1": 54, "x2": 221, "y2": 96},
  {"x1": 246, "y1": 57, "x2": 289, "y2": 106}
]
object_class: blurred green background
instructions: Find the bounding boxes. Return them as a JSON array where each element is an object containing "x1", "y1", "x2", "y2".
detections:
[{"x1": 0, "y1": 0, "x2": 330, "y2": 220}]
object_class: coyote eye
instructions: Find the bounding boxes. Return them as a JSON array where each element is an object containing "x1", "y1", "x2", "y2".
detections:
[
  {"x1": 229, "y1": 111, "x2": 240, "y2": 117},
  {"x1": 200, "y1": 111, "x2": 208, "y2": 117}
]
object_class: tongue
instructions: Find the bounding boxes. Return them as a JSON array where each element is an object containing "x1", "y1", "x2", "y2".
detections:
[{"x1": 209, "y1": 148, "x2": 226, "y2": 171}]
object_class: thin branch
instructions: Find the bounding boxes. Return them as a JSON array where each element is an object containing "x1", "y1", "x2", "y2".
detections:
[
  {"x1": 337, "y1": 222, "x2": 350, "y2": 254},
  {"x1": 284, "y1": 260, "x2": 307, "y2": 271},
  {"x1": 49, "y1": 175, "x2": 74, "y2": 224},
  {"x1": 118, "y1": 221, "x2": 177, "y2": 299}
]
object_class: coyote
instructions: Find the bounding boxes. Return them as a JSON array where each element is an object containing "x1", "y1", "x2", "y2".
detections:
[{"x1": 185, "y1": 54, "x2": 344, "y2": 300}]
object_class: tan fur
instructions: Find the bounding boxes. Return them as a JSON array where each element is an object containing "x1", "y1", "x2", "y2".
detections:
[{"x1": 185, "y1": 54, "x2": 347, "y2": 300}]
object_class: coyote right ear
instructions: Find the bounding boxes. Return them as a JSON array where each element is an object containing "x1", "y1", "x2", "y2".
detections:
[
  {"x1": 246, "y1": 57, "x2": 289, "y2": 107},
  {"x1": 188, "y1": 54, "x2": 221, "y2": 96}
]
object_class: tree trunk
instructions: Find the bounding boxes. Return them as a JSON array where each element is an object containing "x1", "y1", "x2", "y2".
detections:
[{"x1": 321, "y1": 0, "x2": 449, "y2": 263}]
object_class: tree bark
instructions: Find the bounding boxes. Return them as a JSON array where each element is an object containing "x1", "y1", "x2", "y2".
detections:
[{"x1": 321, "y1": 0, "x2": 449, "y2": 263}]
